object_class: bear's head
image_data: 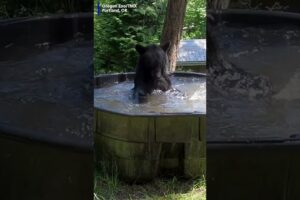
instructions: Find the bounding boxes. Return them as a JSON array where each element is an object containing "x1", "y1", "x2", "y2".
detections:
[{"x1": 135, "y1": 42, "x2": 171, "y2": 79}]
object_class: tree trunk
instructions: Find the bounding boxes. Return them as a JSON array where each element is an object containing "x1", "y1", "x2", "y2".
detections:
[{"x1": 160, "y1": 0, "x2": 188, "y2": 72}]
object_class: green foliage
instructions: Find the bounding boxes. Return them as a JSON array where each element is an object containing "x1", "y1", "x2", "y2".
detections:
[
  {"x1": 183, "y1": 0, "x2": 206, "y2": 39},
  {"x1": 94, "y1": 0, "x2": 167, "y2": 74},
  {"x1": 94, "y1": 0, "x2": 206, "y2": 74}
]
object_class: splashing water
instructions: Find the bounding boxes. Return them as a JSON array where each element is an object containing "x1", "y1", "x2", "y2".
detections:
[{"x1": 94, "y1": 76, "x2": 206, "y2": 115}]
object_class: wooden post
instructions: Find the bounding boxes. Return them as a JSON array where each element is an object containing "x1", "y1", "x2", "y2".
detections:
[{"x1": 160, "y1": 0, "x2": 188, "y2": 72}]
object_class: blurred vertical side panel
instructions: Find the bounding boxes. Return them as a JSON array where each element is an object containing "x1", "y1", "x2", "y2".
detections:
[
  {"x1": 0, "y1": 1, "x2": 94, "y2": 200},
  {"x1": 207, "y1": 1, "x2": 300, "y2": 200}
]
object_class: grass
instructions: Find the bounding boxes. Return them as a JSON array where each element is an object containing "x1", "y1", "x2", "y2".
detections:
[{"x1": 94, "y1": 162, "x2": 206, "y2": 200}]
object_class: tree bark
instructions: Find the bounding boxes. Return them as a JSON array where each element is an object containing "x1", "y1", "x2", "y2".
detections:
[{"x1": 160, "y1": 0, "x2": 188, "y2": 72}]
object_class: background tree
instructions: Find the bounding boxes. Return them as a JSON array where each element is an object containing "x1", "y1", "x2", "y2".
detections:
[{"x1": 160, "y1": 0, "x2": 188, "y2": 72}]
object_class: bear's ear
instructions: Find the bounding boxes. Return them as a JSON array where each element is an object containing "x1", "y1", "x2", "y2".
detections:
[
  {"x1": 135, "y1": 44, "x2": 146, "y2": 55},
  {"x1": 160, "y1": 41, "x2": 171, "y2": 52}
]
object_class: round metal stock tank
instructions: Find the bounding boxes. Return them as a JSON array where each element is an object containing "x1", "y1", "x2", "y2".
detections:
[
  {"x1": 94, "y1": 72, "x2": 206, "y2": 182},
  {"x1": 0, "y1": 14, "x2": 93, "y2": 200}
]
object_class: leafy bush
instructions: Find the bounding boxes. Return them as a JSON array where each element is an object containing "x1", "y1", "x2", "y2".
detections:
[
  {"x1": 183, "y1": 0, "x2": 206, "y2": 39},
  {"x1": 94, "y1": 0, "x2": 167, "y2": 74}
]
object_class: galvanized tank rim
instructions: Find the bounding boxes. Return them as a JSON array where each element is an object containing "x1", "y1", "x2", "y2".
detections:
[
  {"x1": 208, "y1": 9, "x2": 300, "y2": 25},
  {"x1": 0, "y1": 13, "x2": 92, "y2": 25}
]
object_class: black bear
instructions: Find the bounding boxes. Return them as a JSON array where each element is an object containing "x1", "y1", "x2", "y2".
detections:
[{"x1": 133, "y1": 42, "x2": 172, "y2": 97}]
